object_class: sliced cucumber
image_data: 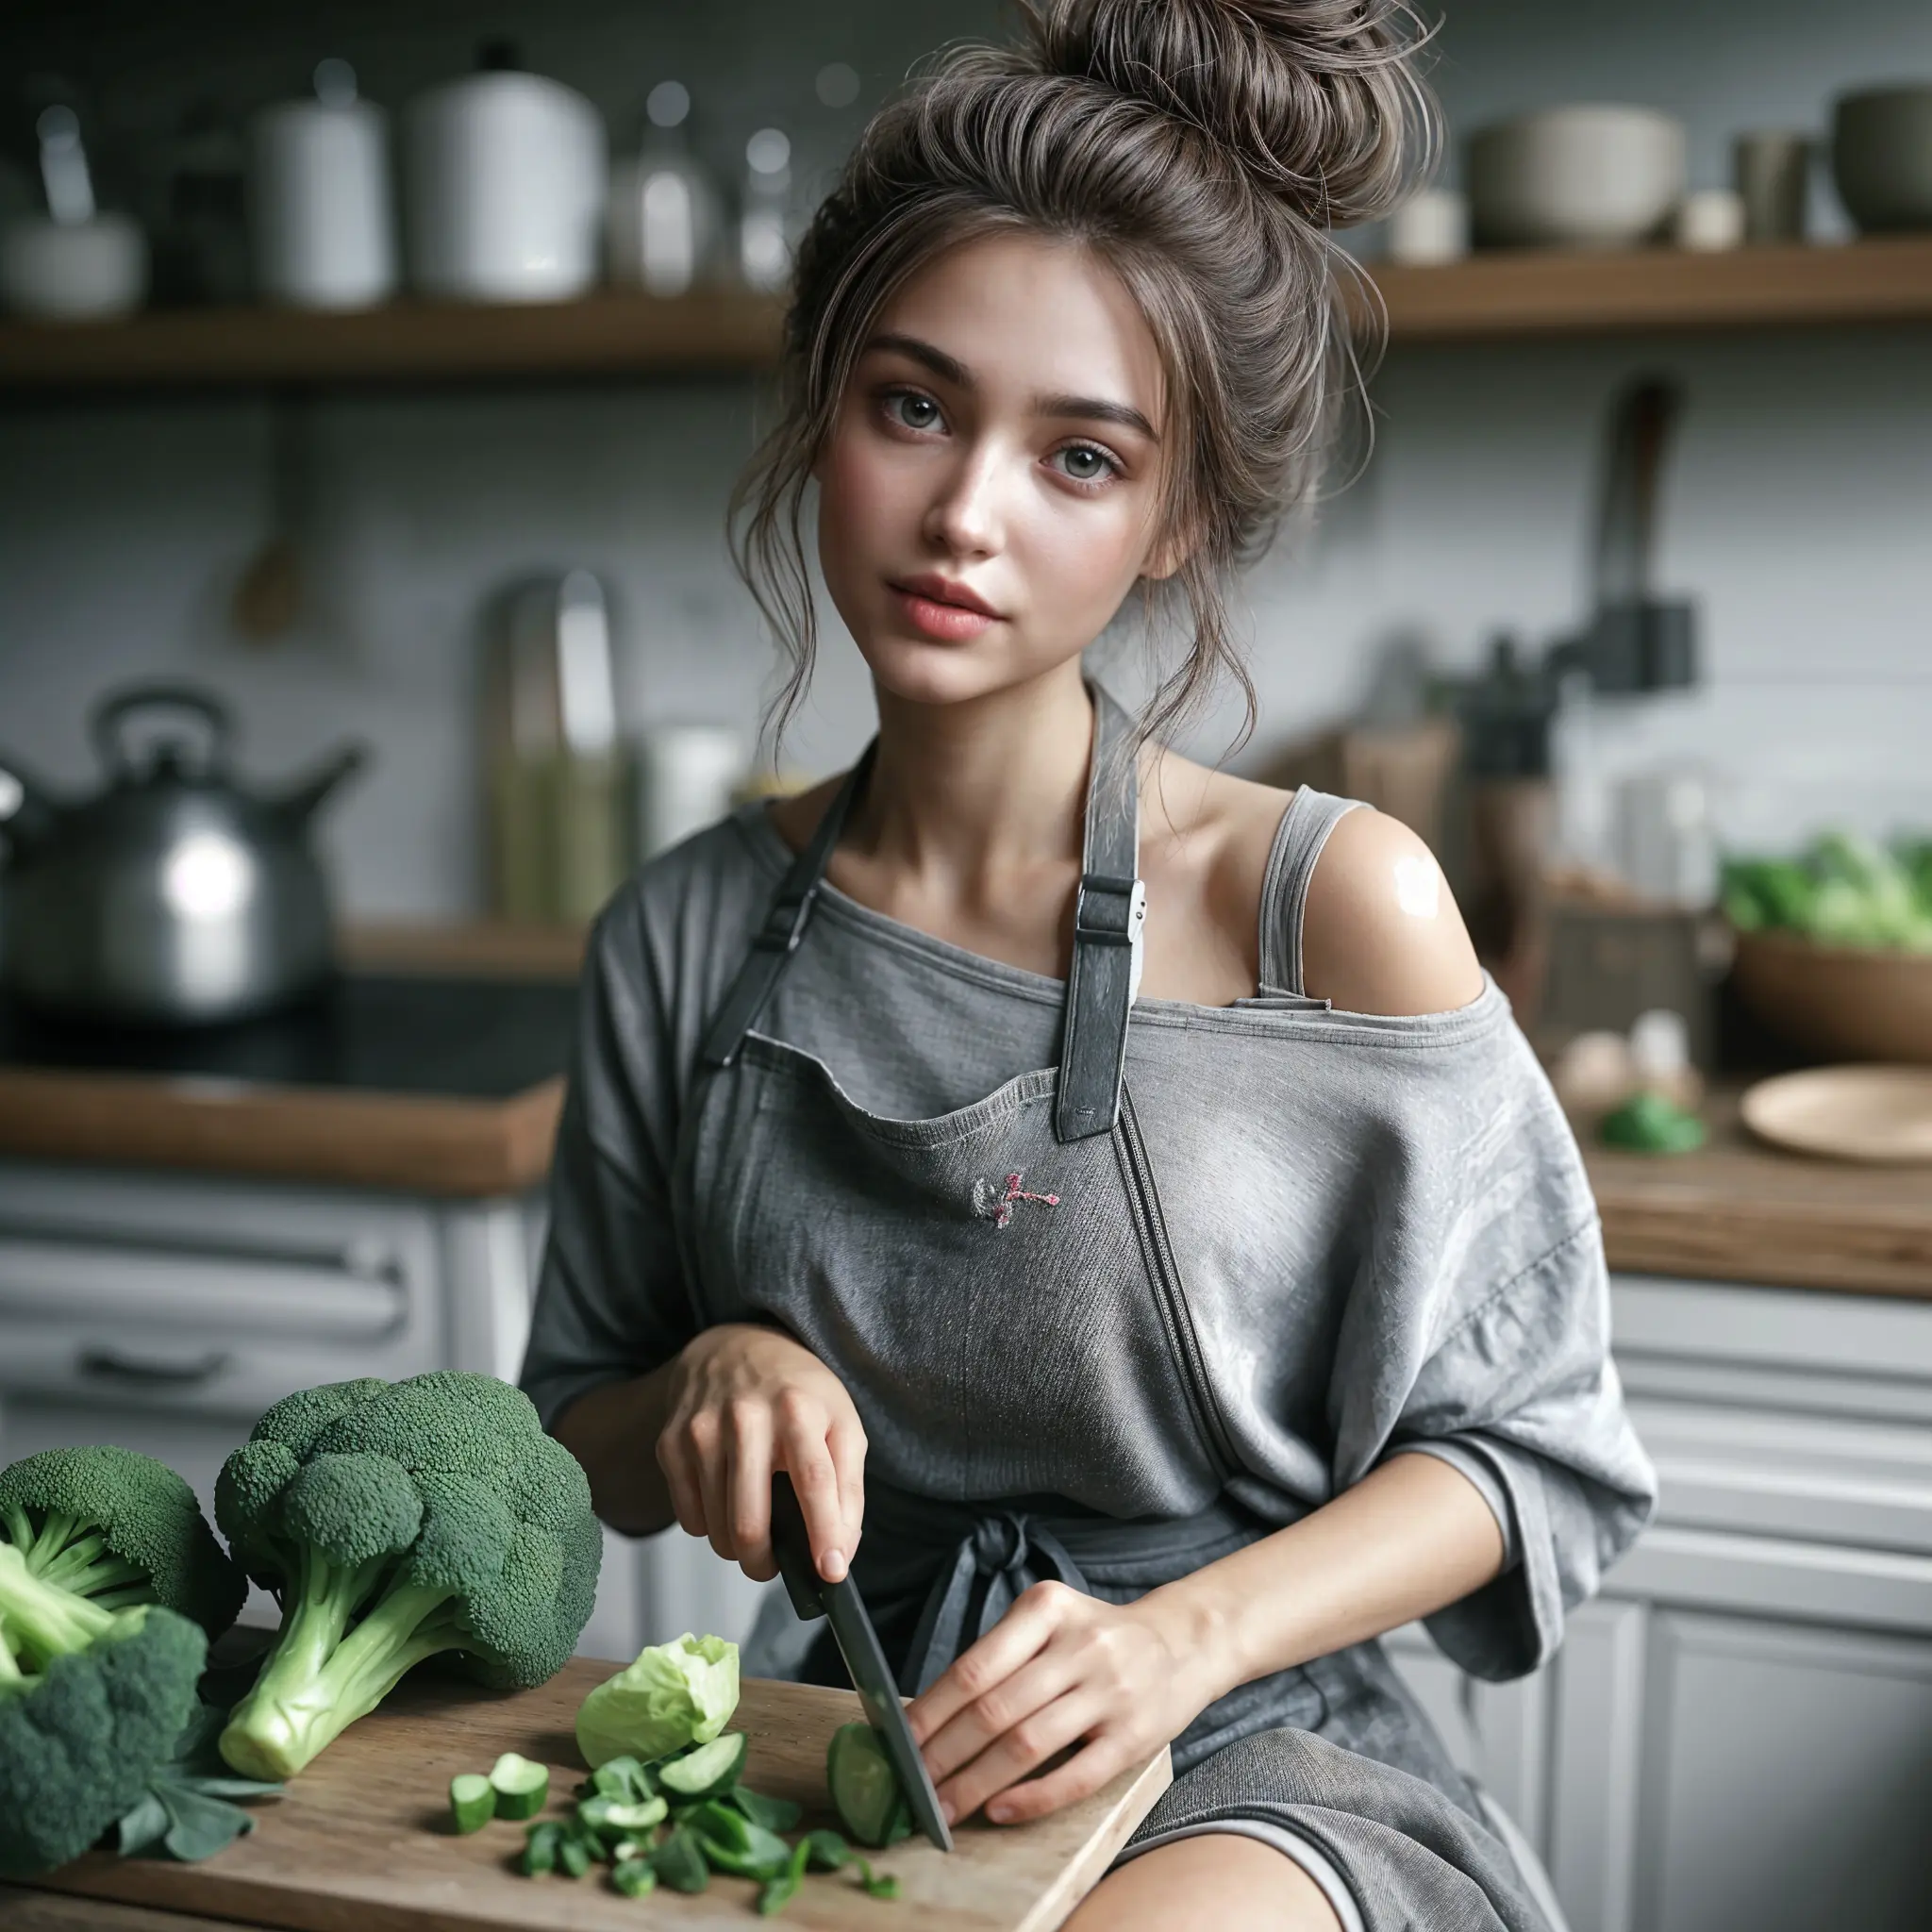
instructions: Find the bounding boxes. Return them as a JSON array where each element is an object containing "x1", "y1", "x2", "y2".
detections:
[
  {"x1": 826, "y1": 1722, "x2": 907, "y2": 1849},
  {"x1": 489, "y1": 1752, "x2": 551, "y2": 1821},
  {"x1": 657, "y1": 1730, "x2": 749, "y2": 1799},
  {"x1": 579, "y1": 1792, "x2": 667, "y2": 1837},
  {"x1": 448, "y1": 1773, "x2": 495, "y2": 1834}
]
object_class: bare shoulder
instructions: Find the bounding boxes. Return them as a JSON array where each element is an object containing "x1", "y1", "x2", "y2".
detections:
[{"x1": 1302, "y1": 805, "x2": 1485, "y2": 1016}]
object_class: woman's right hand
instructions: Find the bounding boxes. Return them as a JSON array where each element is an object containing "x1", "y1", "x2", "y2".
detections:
[{"x1": 656, "y1": 1323, "x2": 867, "y2": 1586}]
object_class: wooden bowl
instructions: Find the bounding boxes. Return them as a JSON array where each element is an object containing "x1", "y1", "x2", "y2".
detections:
[{"x1": 1730, "y1": 927, "x2": 1932, "y2": 1064}]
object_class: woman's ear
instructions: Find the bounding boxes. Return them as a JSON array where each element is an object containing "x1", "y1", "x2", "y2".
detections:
[{"x1": 1141, "y1": 511, "x2": 1194, "y2": 584}]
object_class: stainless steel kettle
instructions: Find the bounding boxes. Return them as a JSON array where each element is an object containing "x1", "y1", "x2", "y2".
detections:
[{"x1": 0, "y1": 683, "x2": 365, "y2": 1026}]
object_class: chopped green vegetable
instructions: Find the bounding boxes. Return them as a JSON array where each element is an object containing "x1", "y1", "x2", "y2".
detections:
[
  {"x1": 611, "y1": 1857, "x2": 658, "y2": 1897},
  {"x1": 658, "y1": 1729, "x2": 749, "y2": 1799},
  {"x1": 731, "y1": 1783, "x2": 804, "y2": 1834},
  {"x1": 758, "y1": 1838, "x2": 813, "y2": 1915},
  {"x1": 828, "y1": 1721, "x2": 911, "y2": 1848},
  {"x1": 649, "y1": 1824, "x2": 711, "y2": 1893},
  {"x1": 687, "y1": 1797, "x2": 793, "y2": 1878},
  {"x1": 591, "y1": 1755, "x2": 655, "y2": 1803},
  {"x1": 576, "y1": 1632, "x2": 740, "y2": 1770},
  {"x1": 558, "y1": 1832, "x2": 592, "y2": 1879},
  {"x1": 214, "y1": 1374, "x2": 601, "y2": 1782},
  {"x1": 448, "y1": 1773, "x2": 494, "y2": 1834},
  {"x1": 520, "y1": 1821, "x2": 563, "y2": 1875},
  {"x1": 578, "y1": 1791, "x2": 666, "y2": 1838},
  {"x1": 853, "y1": 1853, "x2": 901, "y2": 1899},
  {"x1": 487, "y1": 1752, "x2": 549, "y2": 1821},
  {"x1": 804, "y1": 1827, "x2": 852, "y2": 1871},
  {"x1": 1600, "y1": 1089, "x2": 1707, "y2": 1155}
]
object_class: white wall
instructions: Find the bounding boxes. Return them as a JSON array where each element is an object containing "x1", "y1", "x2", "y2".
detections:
[{"x1": 1, "y1": 0, "x2": 1927, "y2": 917}]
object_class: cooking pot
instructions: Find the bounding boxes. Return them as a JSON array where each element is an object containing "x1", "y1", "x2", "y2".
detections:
[{"x1": 0, "y1": 684, "x2": 365, "y2": 1026}]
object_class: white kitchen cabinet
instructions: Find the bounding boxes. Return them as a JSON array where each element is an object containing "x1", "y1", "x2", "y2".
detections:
[{"x1": 1388, "y1": 1273, "x2": 1932, "y2": 1932}]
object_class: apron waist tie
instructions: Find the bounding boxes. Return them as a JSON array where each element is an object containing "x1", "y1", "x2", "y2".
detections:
[{"x1": 854, "y1": 1483, "x2": 1283, "y2": 1696}]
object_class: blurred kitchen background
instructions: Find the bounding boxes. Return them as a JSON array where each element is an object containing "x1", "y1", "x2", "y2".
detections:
[{"x1": 2, "y1": 4, "x2": 1931, "y2": 1927}]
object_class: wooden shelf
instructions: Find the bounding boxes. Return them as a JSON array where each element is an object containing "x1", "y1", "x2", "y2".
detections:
[
  {"x1": 0, "y1": 286, "x2": 786, "y2": 391},
  {"x1": 1369, "y1": 234, "x2": 1932, "y2": 342},
  {"x1": 3, "y1": 239, "x2": 1930, "y2": 391}
]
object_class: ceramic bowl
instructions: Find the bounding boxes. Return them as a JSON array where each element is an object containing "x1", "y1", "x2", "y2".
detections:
[
  {"x1": 1730, "y1": 927, "x2": 1932, "y2": 1064},
  {"x1": 1832, "y1": 86, "x2": 1932, "y2": 233},
  {"x1": 0, "y1": 212, "x2": 147, "y2": 320},
  {"x1": 1468, "y1": 106, "x2": 1686, "y2": 250}
]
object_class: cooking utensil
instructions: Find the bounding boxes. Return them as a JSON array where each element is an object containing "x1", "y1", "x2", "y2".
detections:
[
  {"x1": 1730, "y1": 927, "x2": 1932, "y2": 1064},
  {"x1": 1741, "y1": 1066, "x2": 1932, "y2": 1163},
  {"x1": 0, "y1": 684, "x2": 364, "y2": 1026},
  {"x1": 769, "y1": 1472, "x2": 955, "y2": 1852},
  {"x1": 231, "y1": 391, "x2": 309, "y2": 642},
  {"x1": 248, "y1": 58, "x2": 397, "y2": 310},
  {"x1": 1831, "y1": 85, "x2": 1932, "y2": 234},
  {"x1": 1467, "y1": 106, "x2": 1686, "y2": 250},
  {"x1": 403, "y1": 42, "x2": 606, "y2": 303}
]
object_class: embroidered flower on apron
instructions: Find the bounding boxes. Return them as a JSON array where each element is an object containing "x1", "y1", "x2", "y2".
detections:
[{"x1": 972, "y1": 1171, "x2": 1060, "y2": 1229}]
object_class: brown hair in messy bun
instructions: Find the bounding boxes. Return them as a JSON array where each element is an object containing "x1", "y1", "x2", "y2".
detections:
[{"x1": 731, "y1": 0, "x2": 1437, "y2": 751}]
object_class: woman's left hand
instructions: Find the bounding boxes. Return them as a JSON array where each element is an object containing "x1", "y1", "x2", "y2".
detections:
[{"x1": 906, "y1": 1582, "x2": 1223, "y2": 1826}]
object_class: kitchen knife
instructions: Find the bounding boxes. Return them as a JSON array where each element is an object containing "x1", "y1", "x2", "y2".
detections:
[{"x1": 769, "y1": 1472, "x2": 955, "y2": 1852}]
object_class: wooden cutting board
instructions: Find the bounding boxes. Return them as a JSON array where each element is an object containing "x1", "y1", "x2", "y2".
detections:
[{"x1": 33, "y1": 1661, "x2": 1170, "y2": 1932}]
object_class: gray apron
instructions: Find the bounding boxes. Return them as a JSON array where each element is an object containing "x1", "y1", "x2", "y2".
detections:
[{"x1": 676, "y1": 690, "x2": 1551, "y2": 1931}]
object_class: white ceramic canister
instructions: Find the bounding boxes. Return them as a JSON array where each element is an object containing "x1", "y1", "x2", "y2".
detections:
[
  {"x1": 248, "y1": 61, "x2": 397, "y2": 309},
  {"x1": 404, "y1": 66, "x2": 607, "y2": 302}
]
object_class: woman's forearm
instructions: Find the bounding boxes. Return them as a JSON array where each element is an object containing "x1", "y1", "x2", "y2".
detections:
[
  {"x1": 1142, "y1": 1453, "x2": 1507, "y2": 1705},
  {"x1": 553, "y1": 1365, "x2": 681, "y2": 1537}
]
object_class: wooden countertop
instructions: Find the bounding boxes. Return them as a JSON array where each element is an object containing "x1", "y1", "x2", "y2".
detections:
[{"x1": 1582, "y1": 1086, "x2": 1932, "y2": 1300}]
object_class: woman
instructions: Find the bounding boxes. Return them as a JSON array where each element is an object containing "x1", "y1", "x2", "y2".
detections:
[{"x1": 521, "y1": 4, "x2": 1655, "y2": 1926}]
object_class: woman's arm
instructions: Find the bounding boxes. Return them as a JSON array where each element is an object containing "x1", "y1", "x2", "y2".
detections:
[{"x1": 909, "y1": 1452, "x2": 1502, "y2": 1824}]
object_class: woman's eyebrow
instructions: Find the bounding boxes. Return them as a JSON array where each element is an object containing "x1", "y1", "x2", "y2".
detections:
[
  {"x1": 865, "y1": 331, "x2": 973, "y2": 388},
  {"x1": 1034, "y1": 391, "x2": 1158, "y2": 442}
]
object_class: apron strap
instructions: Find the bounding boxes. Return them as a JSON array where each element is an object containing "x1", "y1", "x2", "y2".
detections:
[
  {"x1": 1055, "y1": 687, "x2": 1143, "y2": 1142},
  {"x1": 698, "y1": 687, "x2": 1143, "y2": 1136},
  {"x1": 698, "y1": 744, "x2": 876, "y2": 1070}
]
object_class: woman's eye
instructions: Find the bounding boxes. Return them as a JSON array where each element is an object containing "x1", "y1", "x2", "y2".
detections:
[
  {"x1": 1051, "y1": 443, "x2": 1119, "y2": 486},
  {"x1": 886, "y1": 391, "x2": 942, "y2": 432}
]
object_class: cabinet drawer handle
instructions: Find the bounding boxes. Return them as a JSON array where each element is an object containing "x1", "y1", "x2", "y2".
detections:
[{"x1": 76, "y1": 1347, "x2": 232, "y2": 1388}]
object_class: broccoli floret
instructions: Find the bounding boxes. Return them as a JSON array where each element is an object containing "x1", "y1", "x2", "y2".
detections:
[
  {"x1": 214, "y1": 1373, "x2": 600, "y2": 1781},
  {"x1": 0, "y1": 1580, "x2": 208, "y2": 1876},
  {"x1": 0, "y1": 1445, "x2": 245, "y2": 1640}
]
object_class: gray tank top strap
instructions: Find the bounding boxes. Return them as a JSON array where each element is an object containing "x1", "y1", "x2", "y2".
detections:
[{"x1": 1256, "y1": 787, "x2": 1364, "y2": 998}]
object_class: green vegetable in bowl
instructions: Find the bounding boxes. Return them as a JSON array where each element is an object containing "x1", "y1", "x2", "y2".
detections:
[
  {"x1": 1723, "y1": 831, "x2": 1932, "y2": 952},
  {"x1": 0, "y1": 1446, "x2": 248, "y2": 1878},
  {"x1": 213, "y1": 1373, "x2": 602, "y2": 1782},
  {"x1": 575, "y1": 1631, "x2": 740, "y2": 1770}
]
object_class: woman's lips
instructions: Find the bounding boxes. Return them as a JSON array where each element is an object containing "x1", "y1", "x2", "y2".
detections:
[{"x1": 889, "y1": 579, "x2": 1000, "y2": 641}]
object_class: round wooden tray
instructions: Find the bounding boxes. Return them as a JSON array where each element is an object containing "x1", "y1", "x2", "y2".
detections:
[{"x1": 1740, "y1": 1065, "x2": 1932, "y2": 1164}]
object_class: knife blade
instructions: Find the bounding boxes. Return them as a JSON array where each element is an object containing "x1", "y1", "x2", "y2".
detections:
[{"x1": 769, "y1": 1472, "x2": 955, "y2": 1852}]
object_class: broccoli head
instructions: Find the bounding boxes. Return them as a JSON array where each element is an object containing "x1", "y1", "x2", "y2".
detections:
[
  {"x1": 214, "y1": 1372, "x2": 600, "y2": 1781},
  {"x1": 0, "y1": 1445, "x2": 245, "y2": 1640},
  {"x1": 0, "y1": 1559, "x2": 208, "y2": 1876}
]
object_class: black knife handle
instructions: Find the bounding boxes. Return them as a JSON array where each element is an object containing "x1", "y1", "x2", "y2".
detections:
[{"x1": 770, "y1": 1471, "x2": 826, "y2": 1622}]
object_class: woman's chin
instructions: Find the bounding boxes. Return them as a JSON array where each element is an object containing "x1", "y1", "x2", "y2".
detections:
[{"x1": 857, "y1": 629, "x2": 1076, "y2": 710}]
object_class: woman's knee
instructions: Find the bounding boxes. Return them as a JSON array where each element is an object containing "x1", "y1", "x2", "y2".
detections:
[{"x1": 1064, "y1": 1832, "x2": 1345, "y2": 1932}]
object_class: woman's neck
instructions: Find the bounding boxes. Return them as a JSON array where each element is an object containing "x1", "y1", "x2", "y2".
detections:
[{"x1": 854, "y1": 663, "x2": 1094, "y2": 896}]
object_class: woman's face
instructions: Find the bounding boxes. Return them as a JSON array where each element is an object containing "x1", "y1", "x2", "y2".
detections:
[{"x1": 816, "y1": 229, "x2": 1175, "y2": 709}]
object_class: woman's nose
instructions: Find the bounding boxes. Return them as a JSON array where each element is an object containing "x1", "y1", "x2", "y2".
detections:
[{"x1": 922, "y1": 446, "x2": 1005, "y2": 558}]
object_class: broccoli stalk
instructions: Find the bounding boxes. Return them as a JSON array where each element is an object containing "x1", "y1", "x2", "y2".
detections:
[
  {"x1": 219, "y1": 1549, "x2": 467, "y2": 1780},
  {"x1": 214, "y1": 1374, "x2": 601, "y2": 1783},
  {"x1": 0, "y1": 1539, "x2": 125, "y2": 1665}
]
